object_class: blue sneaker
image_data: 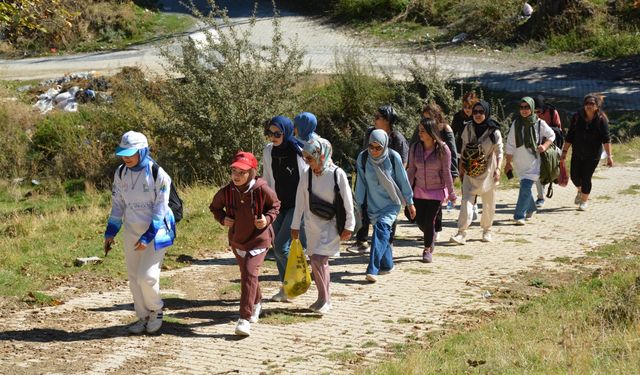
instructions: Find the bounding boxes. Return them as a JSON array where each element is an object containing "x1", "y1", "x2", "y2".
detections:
[{"x1": 535, "y1": 199, "x2": 545, "y2": 209}]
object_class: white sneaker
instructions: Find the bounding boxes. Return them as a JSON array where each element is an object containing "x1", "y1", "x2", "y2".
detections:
[
  {"x1": 128, "y1": 318, "x2": 147, "y2": 334},
  {"x1": 481, "y1": 231, "x2": 492, "y2": 242},
  {"x1": 365, "y1": 274, "x2": 377, "y2": 283},
  {"x1": 578, "y1": 202, "x2": 588, "y2": 211},
  {"x1": 515, "y1": 219, "x2": 526, "y2": 226},
  {"x1": 472, "y1": 204, "x2": 479, "y2": 221},
  {"x1": 235, "y1": 319, "x2": 251, "y2": 336},
  {"x1": 315, "y1": 302, "x2": 332, "y2": 315},
  {"x1": 525, "y1": 211, "x2": 535, "y2": 220},
  {"x1": 146, "y1": 310, "x2": 163, "y2": 334},
  {"x1": 379, "y1": 266, "x2": 394, "y2": 275},
  {"x1": 271, "y1": 287, "x2": 288, "y2": 302},
  {"x1": 434, "y1": 232, "x2": 441, "y2": 242},
  {"x1": 249, "y1": 303, "x2": 261, "y2": 323},
  {"x1": 574, "y1": 191, "x2": 582, "y2": 205},
  {"x1": 449, "y1": 232, "x2": 466, "y2": 245}
]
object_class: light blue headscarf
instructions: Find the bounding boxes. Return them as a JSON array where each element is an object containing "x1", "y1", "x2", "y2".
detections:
[
  {"x1": 129, "y1": 147, "x2": 151, "y2": 172},
  {"x1": 368, "y1": 129, "x2": 404, "y2": 205},
  {"x1": 303, "y1": 137, "x2": 332, "y2": 174}
]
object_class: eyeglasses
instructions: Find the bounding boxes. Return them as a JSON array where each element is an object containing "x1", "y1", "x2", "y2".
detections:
[
  {"x1": 368, "y1": 144, "x2": 383, "y2": 152},
  {"x1": 303, "y1": 155, "x2": 315, "y2": 163},
  {"x1": 584, "y1": 101, "x2": 597, "y2": 107},
  {"x1": 264, "y1": 129, "x2": 283, "y2": 138},
  {"x1": 472, "y1": 109, "x2": 485, "y2": 115},
  {"x1": 231, "y1": 168, "x2": 249, "y2": 176},
  {"x1": 519, "y1": 105, "x2": 531, "y2": 110}
]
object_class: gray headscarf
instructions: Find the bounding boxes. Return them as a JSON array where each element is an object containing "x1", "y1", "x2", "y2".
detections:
[{"x1": 368, "y1": 129, "x2": 405, "y2": 206}]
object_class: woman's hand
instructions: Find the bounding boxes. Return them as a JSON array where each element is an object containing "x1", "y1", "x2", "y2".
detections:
[
  {"x1": 291, "y1": 229, "x2": 300, "y2": 240},
  {"x1": 493, "y1": 169, "x2": 501, "y2": 182},
  {"x1": 134, "y1": 241, "x2": 147, "y2": 251},
  {"x1": 255, "y1": 214, "x2": 267, "y2": 229},
  {"x1": 223, "y1": 216, "x2": 235, "y2": 227},
  {"x1": 606, "y1": 155, "x2": 614, "y2": 167},
  {"x1": 536, "y1": 144, "x2": 546, "y2": 153},
  {"x1": 407, "y1": 204, "x2": 416, "y2": 220},
  {"x1": 504, "y1": 162, "x2": 513, "y2": 174},
  {"x1": 340, "y1": 229, "x2": 352, "y2": 241}
]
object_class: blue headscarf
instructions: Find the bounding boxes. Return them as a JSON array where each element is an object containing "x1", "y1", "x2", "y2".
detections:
[
  {"x1": 129, "y1": 147, "x2": 151, "y2": 172},
  {"x1": 294, "y1": 112, "x2": 318, "y2": 142},
  {"x1": 270, "y1": 115, "x2": 303, "y2": 155}
]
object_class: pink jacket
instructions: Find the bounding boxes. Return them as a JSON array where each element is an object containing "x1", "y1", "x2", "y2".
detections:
[{"x1": 407, "y1": 142, "x2": 456, "y2": 200}]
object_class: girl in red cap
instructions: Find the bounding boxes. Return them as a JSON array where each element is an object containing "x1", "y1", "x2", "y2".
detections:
[{"x1": 209, "y1": 151, "x2": 281, "y2": 336}]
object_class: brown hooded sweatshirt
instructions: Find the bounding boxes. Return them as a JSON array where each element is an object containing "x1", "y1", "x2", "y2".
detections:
[{"x1": 210, "y1": 177, "x2": 280, "y2": 251}]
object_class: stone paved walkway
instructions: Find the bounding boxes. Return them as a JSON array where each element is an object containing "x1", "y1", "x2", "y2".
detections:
[{"x1": 1, "y1": 163, "x2": 639, "y2": 374}]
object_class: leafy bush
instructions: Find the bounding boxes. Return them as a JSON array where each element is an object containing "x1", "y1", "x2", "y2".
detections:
[
  {"x1": 0, "y1": 89, "x2": 37, "y2": 178},
  {"x1": 333, "y1": 0, "x2": 410, "y2": 20},
  {"x1": 156, "y1": 5, "x2": 308, "y2": 184}
]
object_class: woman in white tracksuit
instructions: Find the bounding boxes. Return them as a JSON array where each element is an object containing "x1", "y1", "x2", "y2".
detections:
[{"x1": 104, "y1": 131, "x2": 176, "y2": 335}]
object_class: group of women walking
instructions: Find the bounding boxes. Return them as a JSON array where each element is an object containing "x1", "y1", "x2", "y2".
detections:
[{"x1": 104, "y1": 92, "x2": 613, "y2": 337}]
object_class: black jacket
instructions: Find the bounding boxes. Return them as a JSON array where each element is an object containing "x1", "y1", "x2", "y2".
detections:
[{"x1": 566, "y1": 111, "x2": 611, "y2": 161}]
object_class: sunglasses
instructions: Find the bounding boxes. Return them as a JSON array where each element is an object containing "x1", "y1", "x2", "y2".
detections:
[
  {"x1": 264, "y1": 129, "x2": 283, "y2": 138},
  {"x1": 374, "y1": 114, "x2": 386, "y2": 120},
  {"x1": 368, "y1": 144, "x2": 383, "y2": 152},
  {"x1": 519, "y1": 105, "x2": 531, "y2": 110},
  {"x1": 303, "y1": 155, "x2": 315, "y2": 163},
  {"x1": 472, "y1": 109, "x2": 485, "y2": 115},
  {"x1": 584, "y1": 101, "x2": 597, "y2": 106}
]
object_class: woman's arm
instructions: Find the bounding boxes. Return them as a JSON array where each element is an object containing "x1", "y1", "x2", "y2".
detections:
[
  {"x1": 355, "y1": 152, "x2": 366, "y2": 207},
  {"x1": 105, "y1": 168, "x2": 126, "y2": 239},
  {"x1": 139, "y1": 169, "x2": 172, "y2": 246},
  {"x1": 337, "y1": 169, "x2": 356, "y2": 232},
  {"x1": 209, "y1": 187, "x2": 228, "y2": 225},
  {"x1": 291, "y1": 172, "x2": 306, "y2": 231}
]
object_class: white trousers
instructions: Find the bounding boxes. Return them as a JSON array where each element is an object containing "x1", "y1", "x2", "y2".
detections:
[
  {"x1": 458, "y1": 188, "x2": 496, "y2": 233},
  {"x1": 123, "y1": 228, "x2": 165, "y2": 319}
]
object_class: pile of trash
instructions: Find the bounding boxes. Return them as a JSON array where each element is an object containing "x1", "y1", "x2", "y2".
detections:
[{"x1": 23, "y1": 72, "x2": 114, "y2": 114}]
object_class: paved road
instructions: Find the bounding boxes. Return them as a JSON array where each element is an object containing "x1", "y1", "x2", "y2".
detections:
[
  {"x1": 1, "y1": 1, "x2": 639, "y2": 110},
  {"x1": 1, "y1": 163, "x2": 639, "y2": 374}
]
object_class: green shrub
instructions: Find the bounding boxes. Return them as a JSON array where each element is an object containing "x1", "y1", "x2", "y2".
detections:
[
  {"x1": 0, "y1": 88, "x2": 37, "y2": 178},
  {"x1": 333, "y1": 0, "x2": 410, "y2": 20},
  {"x1": 156, "y1": 5, "x2": 307, "y2": 184}
]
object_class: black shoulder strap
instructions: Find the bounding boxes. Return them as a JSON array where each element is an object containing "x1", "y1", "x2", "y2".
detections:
[
  {"x1": 118, "y1": 164, "x2": 125, "y2": 179},
  {"x1": 152, "y1": 162, "x2": 159, "y2": 181},
  {"x1": 333, "y1": 167, "x2": 340, "y2": 193},
  {"x1": 361, "y1": 151, "x2": 368, "y2": 173}
]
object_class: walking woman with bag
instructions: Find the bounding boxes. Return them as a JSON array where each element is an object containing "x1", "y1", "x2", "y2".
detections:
[
  {"x1": 209, "y1": 152, "x2": 281, "y2": 336},
  {"x1": 407, "y1": 118, "x2": 457, "y2": 263},
  {"x1": 104, "y1": 131, "x2": 176, "y2": 335},
  {"x1": 450, "y1": 100, "x2": 503, "y2": 244},
  {"x1": 356, "y1": 129, "x2": 415, "y2": 283},
  {"x1": 262, "y1": 115, "x2": 308, "y2": 302},
  {"x1": 561, "y1": 93, "x2": 613, "y2": 211},
  {"x1": 291, "y1": 137, "x2": 355, "y2": 314},
  {"x1": 504, "y1": 97, "x2": 555, "y2": 225}
]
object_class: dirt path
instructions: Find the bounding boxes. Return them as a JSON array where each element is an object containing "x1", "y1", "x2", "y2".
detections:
[{"x1": 1, "y1": 162, "x2": 639, "y2": 374}]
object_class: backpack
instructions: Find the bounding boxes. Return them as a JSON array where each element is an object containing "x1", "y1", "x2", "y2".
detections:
[{"x1": 118, "y1": 163, "x2": 184, "y2": 223}]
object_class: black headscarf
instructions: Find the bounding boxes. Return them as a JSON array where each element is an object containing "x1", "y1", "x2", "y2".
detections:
[{"x1": 472, "y1": 100, "x2": 500, "y2": 143}]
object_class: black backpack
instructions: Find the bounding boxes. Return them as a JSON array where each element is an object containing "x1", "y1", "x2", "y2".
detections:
[{"x1": 118, "y1": 163, "x2": 184, "y2": 223}]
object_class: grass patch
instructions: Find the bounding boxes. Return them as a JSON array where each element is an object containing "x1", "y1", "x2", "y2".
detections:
[
  {"x1": 596, "y1": 195, "x2": 613, "y2": 201},
  {"x1": 436, "y1": 253, "x2": 473, "y2": 260},
  {"x1": 553, "y1": 256, "x2": 573, "y2": 264},
  {"x1": 0, "y1": 183, "x2": 227, "y2": 301},
  {"x1": 619, "y1": 184, "x2": 640, "y2": 195},
  {"x1": 362, "y1": 340, "x2": 379, "y2": 348},
  {"x1": 218, "y1": 283, "x2": 242, "y2": 296},
  {"x1": 397, "y1": 317, "x2": 415, "y2": 324},
  {"x1": 327, "y1": 350, "x2": 364, "y2": 365},
  {"x1": 361, "y1": 237, "x2": 640, "y2": 375},
  {"x1": 504, "y1": 237, "x2": 532, "y2": 244},
  {"x1": 260, "y1": 310, "x2": 320, "y2": 325},
  {"x1": 405, "y1": 268, "x2": 433, "y2": 275},
  {"x1": 163, "y1": 314, "x2": 186, "y2": 324}
]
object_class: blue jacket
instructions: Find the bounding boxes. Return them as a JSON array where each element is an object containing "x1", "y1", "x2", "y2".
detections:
[{"x1": 355, "y1": 149, "x2": 414, "y2": 226}]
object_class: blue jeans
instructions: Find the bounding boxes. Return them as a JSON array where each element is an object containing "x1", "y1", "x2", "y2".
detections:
[
  {"x1": 367, "y1": 221, "x2": 394, "y2": 275},
  {"x1": 514, "y1": 178, "x2": 537, "y2": 220},
  {"x1": 272, "y1": 207, "x2": 306, "y2": 282}
]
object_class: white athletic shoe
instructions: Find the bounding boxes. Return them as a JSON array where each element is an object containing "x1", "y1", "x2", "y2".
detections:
[
  {"x1": 235, "y1": 319, "x2": 251, "y2": 336},
  {"x1": 128, "y1": 318, "x2": 146, "y2": 334},
  {"x1": 481, "y1": 231, "x2": 492, "y2": 242},
  {"x1": 449, "y1": 232, "x2": 466, "y2": 245},
  {"x1": 515, "y1": 219, "x2": 526, "y2": 226},
  {"x1": 146, "y1": 310, "x2": 163, "y2": 334},
  {"x1": 578, "y1": 202, "x2": 588, "y2": 211},
  {"x1": 271, "y1": 287, "x2": 288, "y2": 302},
  {"x1": 250, "y1": 303, "x2": 261, "y2": 323}
]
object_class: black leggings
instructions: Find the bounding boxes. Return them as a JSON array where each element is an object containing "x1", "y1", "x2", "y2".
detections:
[
  {"x1": 414, "y1": 199, "x2": 442, "y2": 248},
  {"x1": 570, "y1": 157, "x2": 600, "y2": 194}
]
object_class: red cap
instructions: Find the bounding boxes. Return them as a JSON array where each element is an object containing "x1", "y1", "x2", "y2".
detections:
[{"x1": 230, "y1": 151, "x2": 258, "y2": 170}]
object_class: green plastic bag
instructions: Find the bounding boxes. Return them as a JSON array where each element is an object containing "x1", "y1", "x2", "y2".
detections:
[{"x1": 283, "y1": 239, "x2": 311, "y2": 299}]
